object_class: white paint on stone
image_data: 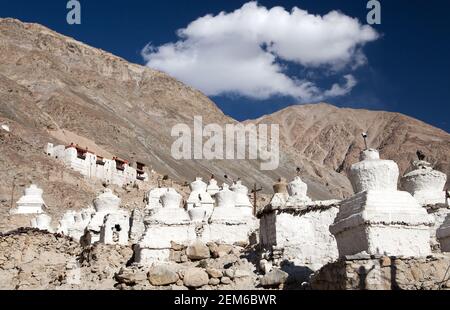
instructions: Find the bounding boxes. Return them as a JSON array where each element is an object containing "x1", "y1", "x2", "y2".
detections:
[
  {"x1": 57, "y1": 208, "x2": 94, "y2": 241},
  {"x1": 286, "y1": 176, "x2": 312, "y2": 207},
  {"x1": 187, "y1": 178, "x2": 215, "y2": 218},
  {"x1": 260, "y1": 207, "x2": 339, "y2": 271},
  {"x1": 144, "y1": 188, "x2": 168, "y2": 210},
  {"x1": 206, "y1": 178, "x2": 220, "y2": 196},
  {"x1": 209, "y1": 183, "x2": 257, "y2": 245},
  {"x1": 11, "y1": 185, "x2": 46, "y2": 215},
  {"x1": 231, "y1": 181, "x2": 254, "y2": 217},
  {"x1": 437, "y1": 214, "x2": 450, "y2": 252},
  {"x1": 349, "y1": 149, "x2": 399, "y2": 193},
  {"x1": 57, "y1": 189, "x2": 130, "y2": 245},
  {"x1": 100, "y1": 211, "x2": 130, "y2": 245},
  {"x1": 260, "y1": 176, "x2": 339, "y2": 273},
  {"x1": 401, "y1": 160, "x2": 447, "y2": 206},
  {"x1": 331, "y1": 149, "x2": 434, "y2": 257},
  {"x1": 31, "y1": 214, "x2": 53, "y2": 232},
  {"x1": 1, "y1": 124, "x2": 10, "y2": 132},
  {"x1": 46, "y1": 143, "x2": 148, "y2": 187},
  {"x1": 135, "y1": 187, "x2": 194, "y2": 264}
]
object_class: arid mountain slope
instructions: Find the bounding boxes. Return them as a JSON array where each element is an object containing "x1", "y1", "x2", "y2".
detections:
[
  {"x1": 0, "y1": 18, "x2": 448, "y2": 229},
  {"x1": 0, "y1": 18, "x2": 343, "y2": 227},
  {"x1": 253, "y1": 103, "x2": 450, "y2": 189}
]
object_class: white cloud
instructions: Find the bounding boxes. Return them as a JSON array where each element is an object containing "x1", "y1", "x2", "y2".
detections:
[{"x1": 142, "y1": 1, "x2": 378, "y2": 101}]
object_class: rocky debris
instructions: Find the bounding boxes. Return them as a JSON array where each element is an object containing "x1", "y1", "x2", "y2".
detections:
[
  {"x1": 311, "y1": 254, "x2": 450, "y2": 290},
  {"x1": 148, "y1": 264, "x2": 180, "y2": 286},
  {"x1": 186, "y1": 240, "x2": 210, "y2": 261},
  {"x1": 115, "y1": 267, "x2": 147, "y2": 286},
  {"x1": 183, "y1": 268, "x2": 209, "y2": 288},
  {"x1": 206, "y1": 267, "x2": 223, "y2": 279},
  {"x1": 260, "y1": 268, "x2": 289, "y2": 288},
  {"x1": 0, "y1": 229, "x2": 81, "y2": 290},
  {"x1": 208, "y1": 278, "x2": 220, "y2": 286}
]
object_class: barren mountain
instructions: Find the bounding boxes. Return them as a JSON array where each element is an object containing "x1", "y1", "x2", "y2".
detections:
[
  {"x1": 0, "y1": 18, "x2": 343, "y2": 230},
  {"x1": 253, "y1": 103, "x2": 450, "y2": 189},
  {"x1": 0, "y1": 18, "x2": 448, "y2": 231}
]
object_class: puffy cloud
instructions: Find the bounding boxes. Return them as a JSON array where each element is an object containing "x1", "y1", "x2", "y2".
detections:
[{"x1": 142, "y1": 1, "x2": 378, "y2": 101}]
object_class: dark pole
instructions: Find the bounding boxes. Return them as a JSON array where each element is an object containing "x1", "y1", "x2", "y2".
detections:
[
  {"x1": 10, "y1": 176, "x2": 16, "y2": 210},
  {"x1": 252, "y1": 183, "x2": 262, "y2": 216}
]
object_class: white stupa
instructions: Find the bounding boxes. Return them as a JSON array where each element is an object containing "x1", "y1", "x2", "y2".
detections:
[
  {"x1": 437, "y1": 213, "x2": 450, "y2": 252},
  {"x1": 401, "y1": 160, "x2": 447, "y2": 206},
  {"x1": 11, "y1": 185, "x2": 46, "y2": 215},
  {"x1": 186, "y1": 177, "x2": 215, "y2": 217},
  {"x1": 285, "y1": 176, "x2": 312, "y2": 207},
  {"x1": 330, "y1": 147, "x2": 434, "y2": 257},
  {"x1": 135, "y1": 187, "x2": 193, "y2": 264},
  {"x1": 231, "y1": 180, "x2": 253, "y2": 217},
  {"x1": 206, "y1": 177, "x2": 220, "y2": 196}
]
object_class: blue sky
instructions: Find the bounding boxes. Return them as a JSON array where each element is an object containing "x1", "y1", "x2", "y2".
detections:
[{"x1": 1, "y1": 0, "x2": 449, "y2": 132}]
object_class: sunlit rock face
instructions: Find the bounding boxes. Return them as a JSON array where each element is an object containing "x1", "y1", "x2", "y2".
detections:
[
  {"x1": 349, "y1": 149, "x2": 399, "y2": 193},
  {"x1": 331, "y1": 149, "x2": 434, "y2": 257},
  {"x1": 401, "y1": 160, "x2": 447, "y2": 206},
  {"x1": 11, "y1": 185, "x2": 46, "y2": 215}
]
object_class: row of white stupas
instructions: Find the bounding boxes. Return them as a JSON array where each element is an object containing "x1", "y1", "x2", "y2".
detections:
[
  {"x1": 260, "y1": 147, "x2": 449, "y2": 261},
  {"x1": 135, "y1": 177, "x2": 257, "y2": 263},
  {"x1": 9, "y1": 146, "x2": 450, "y2": 262},
  {"x1": 9, "y1": 177, "x2": 257, "y2": 263}
]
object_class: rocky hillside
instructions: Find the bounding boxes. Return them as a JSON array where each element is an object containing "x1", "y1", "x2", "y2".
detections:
[
  {"x1": 253, "y1": 103, "x2": 450, "y2": 193},
  {"x1": 0, "y1": 18, "x2": 343, "y2": 209},
  {"x1": 0, "y1": 18, "x2": 448, "y2": 228}
]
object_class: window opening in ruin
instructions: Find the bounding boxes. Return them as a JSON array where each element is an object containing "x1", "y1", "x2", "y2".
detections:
[{"x1": 114, "y1": 157, "x2": 127, "y2": 171}]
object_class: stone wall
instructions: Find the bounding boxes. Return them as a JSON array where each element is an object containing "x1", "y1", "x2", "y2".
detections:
[
  {"x1": 259, "y1": 204, "x2": 339, "y2": 281},
  {"x1": 311, "y1": 253, "x2": 450, "y2": 290}
]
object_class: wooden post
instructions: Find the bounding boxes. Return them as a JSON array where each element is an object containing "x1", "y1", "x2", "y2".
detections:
[
  {"x1": 10, "y1": 176, "x2": 16, "y2": 210},
  {"x1": 252, "y1": 183, "x2": 262, "y2": 216}
]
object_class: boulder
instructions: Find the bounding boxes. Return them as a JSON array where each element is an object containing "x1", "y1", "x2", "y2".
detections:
[
  {"x1": 183, "y1": 268, "x2": 209, "y2": 288},
  {"x1": 234, "y1": 269, "x2": 252, "y2": 278},
  {"x1": 209, "y1": 278, "x2": 220, "y2": 286},
  {"x1": 217, "y1": 244, "x2": 234, "y2": 257},
  {"x1": 148, "y1": 264, "x2": 180, "y2": 286},
  {"x1": 186, "y1": 240, "x2": 210, "y2": 260},
  {"x1": 115, "y1": 267, "x2": 147, "y2": 286},
  {"x1": 206, "y1": 267, "x2": 223, "y2": 279},
  {"x1": 221, "y1": 277, "x2": 232, "y2": 284},
  {"x1": 260, "y1": 268, "x2": 289, "y2": 287}
]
